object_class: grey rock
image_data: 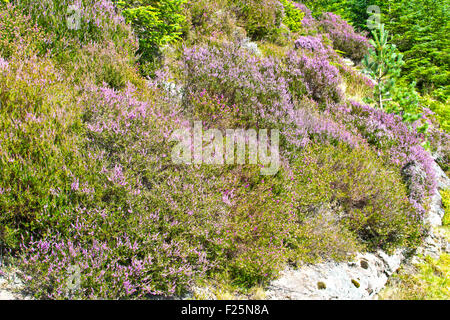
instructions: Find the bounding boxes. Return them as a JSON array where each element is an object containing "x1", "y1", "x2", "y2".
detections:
[
  {"x1": 240, "y1": 38, "x2": 262, "y2": 57},
  {"x1": 161, "y1": 81, "x2": 183, "y2": 102},
  {"x1": 266, "y1": 249, "x2": 405, "y2": 300},
  {"x1": 342, "y1": 58, "x2": 355, "y2": 67},
  {"x1": 426, "y1": 191, "x2": 445, "y2": 226},
  {"x1": 433, "y1": 161, "x2": 450, "y2": 190},
  {"x1": 0, "y1": 272, "x2": 33, "y2": 300}
]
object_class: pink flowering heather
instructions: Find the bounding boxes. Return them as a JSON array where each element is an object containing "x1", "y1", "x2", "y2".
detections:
[
  {"x1": 19, "y1": 207, "x2": 210, "y2": 299},
  {"x1": 294, "y1": 35, "x2": 327, "y2": 54},
  {"x1": 319, "y1": 12, "x2": 370, "y2": 61},
  {"x1": 0, "y1": 57, "x2": 8, "y2": 70},
  {"x1": 293, "y1": 3, "x2": 317, "y2": 30},
  {"x1": 329, "y1": 101, "x2": 437, "y2": 215},
  {"x1": 284, "y1": 107, "x2": 362, "y2": 149},
  {"x1": 183, "y1": 43, "x2": 296, "y2": 128},
  {"x1": 285, "y1": 50, "x2": 343, "y2": 103},
  {"x1": 13, "y1": 0, "x2": 132, "y2": 53},
  {"x1": 182, "y1": 43, "x2": 360, "y2": 151}
]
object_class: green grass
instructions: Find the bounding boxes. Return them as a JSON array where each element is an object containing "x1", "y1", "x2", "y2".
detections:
[
  {"x1": 378, "y1": 189, "x2": 450, "y2": 300},
  {"x1": 379, "y1": 251, "x2": 449, "y2": 300}
]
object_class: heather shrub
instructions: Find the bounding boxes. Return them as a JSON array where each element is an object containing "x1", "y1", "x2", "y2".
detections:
[
  {"x1": 69, "y1": 41, "x2": 140, "y2": 89},
  {"x1": 292, "y1": 29, "x2": 372, "y2": 102},
  {"x1": 186, "y1": 90, "x2": 241, "y2": 129},
  {"x1": 291, "y1": 143, "x2": 423, "y2": 251},
  {"x1": 294, "y1": 35, "x2": 328, "y2": 54},
  {"x1": 52, "y1": 82, "x2": 292, "y2": 292},
  {"x1": 19, "y1": 206, "x2": 210, "y2": 299},
  {"x1": 285, "y1": 50, "x2": 343, "y2": 104},
  {"x1": 318, "y1": 12, "x2": 369, "y2": 61},
  {"x1": 283, "y1": 105, "x2": 361, "y2": 149},
  {"x1": 220, "y1": 169, "x2": 298, "y2": 286},
  {"x1": 182, "y1": 43, "x2": 295, "y2": 128},
  {"x1": 10, "y1": 0, "x2": 131, "y2": 56},
  {"x1": 257, "y1": 42, "x2": 288, "y2": 60},
  {"x1": 0, "y1": 6, "x2": 47, "y2": 59},
  {"x1": 0, "y1": 6, "x2": 139, "y2": 250},
  {"x1": 329, "y1": 101, "x2": 437, "y2": 215},
  {"x1": 292, "y1": 2, "x2": 317, "y2": 33},
  {"x1": 0, "y1": 54, "x2": 82, "y2": 250},
  {"x1": 230, "y1": 0, "x2": 283, "y2": 40},
  {"x1": 182, "y1": 42, "x2": 344, "y2": 131},
  {"x1": 185, "y1": 0, "x2": 241, "y2": 43},
  {"x1": 7, "y1": 81, "x2": 216, "y2": 298}
]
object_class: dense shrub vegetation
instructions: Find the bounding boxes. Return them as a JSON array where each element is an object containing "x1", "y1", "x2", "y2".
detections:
[
  {"x1": 0, "y1": 0, "x2": 447, "y2": 299},
  {"x1": 301, "y1": 0, "x2": 449, "y2": 134}
]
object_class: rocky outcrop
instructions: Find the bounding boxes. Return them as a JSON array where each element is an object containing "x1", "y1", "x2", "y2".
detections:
[
  {"x1": 0, "y1": 271, "x2": 33, "y2": 300},
  {"x1": 266, "y1": 250, "x2": 405, "y2": 300},
  {"x1": 426, "y1": 162, "x2": 450, "y2": 226}
]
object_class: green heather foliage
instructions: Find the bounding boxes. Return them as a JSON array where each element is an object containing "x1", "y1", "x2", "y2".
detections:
[
  {"x1": 5, "y1": 0, "x2": 133, "y2": 56},
  {"x1": 230, "y1": 0, "x2": 284, "y2": 40},
  {"x1": 0, "y1": 1, "x2": 446, "y2": 299},
  {"x1": 184, "y1": 0, "x2": 237, "y2": 41},
  {"x1": 290, "y1": 143, "x2": 421, "y2": 251}
]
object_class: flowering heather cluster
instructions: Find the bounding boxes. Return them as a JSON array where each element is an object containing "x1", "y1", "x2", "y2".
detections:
[
  {"x1": 11, "y1": 0, "x2": 132, "y2": 54},
  {"x1": 18, "y1": 0, "x2": 124, "y2": 28},
  {"x1": 77, "y1": 82, "x2": 298, "y2": 289},
  {"x1": 294, "y1": 35, "x2": 327, "y2": 54},
  {"x1": 10, "y1": 82, "x2": 218, "y2": 298},
  {"x1": 285, "y1": 50, "x2": 343, "y2": 103},
  {"x1": 319, "y1": 12, "x2": 370, "y2": 61},
  {"x1": 183, "y1": 43, "x2": 295, "y2": 128},
  {"x1": 330, "y1": 101, "x2": 437, "y2": 215},
  {"x1": 0, "y1": 57, "x2": 8, "y2": 70},
  {"x1": 292, "y1": 26, "x2": 373, "y2": 97},
  {"x1": 284, "y1": 107, "x2": 361, "y2": 149},
  {"x1": 232, "y1": 0, "x2": 284, "y2": 40},
  {"x1": 293, "y1": 3, "x2": 317, "y2": 30},
  {"x1": 19, "y1": 207, "x2": 210, "y2": 299},
  {"x1": 182, "y1": 43, "x2": 359, "y2": 149},
  {"x1": 0, "y1": 6, "x2": 48, "y2": 60},
  {"x1": 292, "y1": 34, "x2": 374, "y2": 97}
]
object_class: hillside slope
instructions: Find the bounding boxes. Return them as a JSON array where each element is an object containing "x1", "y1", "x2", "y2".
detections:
[{"x1": 0, "y1": 0, "x2": 448, "y2": 299}]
